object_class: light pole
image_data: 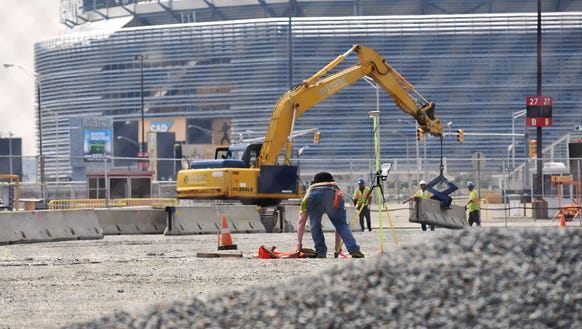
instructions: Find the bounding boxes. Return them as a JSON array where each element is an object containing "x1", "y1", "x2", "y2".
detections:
[
  {"x1": 187, "y1": 124, "x2": 213, "y2": 143},
  {"x1": 398, "y1": 118, "x2": 420, "y2": 175},
  {"x1": 512, "y1": 110, "x2": 527, "y2": 169},
  {"x1": 3, "y1": 63, "x2": 45, "y2": 202},
  {"x1": 363, "y1": 77, "x2": 381, "y2": 179},
  {"x1": 389, "y1": 130, "x2": 410, "y2": 166},
  {"x1": 363, "y1": 76, "x2": 380, "y2": 113},
  {"x1": 44, "y1": 108, "x2": 60, "y2": 181},
  {"x1": 389, "y1": 130, "x2": 411, "y2": 189},
  {"x1": 133, "y1": 54, "x2": 147, "y2": 166},
  {"x1": 8, "y1": 132, "x2": 13, "y2": 175},
  {"x1": 446, "y1": 121, "x2": 453, "y2": 136},
  {"x1": 116, "y1": 135, "x2": 140, "y2": 147},
  {"x1": 297, "y1": 145, "x2": 309, "y2": 178},
  {"x1": 117, "y1": 135, "x2": 140, "y2": 169}
]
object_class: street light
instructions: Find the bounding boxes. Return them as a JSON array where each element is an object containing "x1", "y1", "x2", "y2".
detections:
[
  {"x1": 390, "y1": 130, "x2": 410, "y2": 166},
  {"x1": 363, "y1": 76, "x2": 379, "y2": 113},
  {"x1": 389, "y1": 130, "x2": 411, "y2": 188},
  {"x1": 116, "y1": 135, "x2": 140, "y2": 147},
  {"x1": 44, "y1": 108, "x2": 60, "y2": 181},
  {"x1": 116, "y1": 135, "x2": 141, "y2": 169},
  {"x1": 187, "y1": 124, "x2": 213, "y2": 143},
  {"x1": 446, "y1": 121, "x2": 453, "y2": 136},
  {"x1": 8, "y1": 132, "x2": 13, "y2": 175},
  {"x1": 133, "y1": 54, "x2": 147, "y2": 165},
  {"x1": 3, "y1": 63, "x2": 45, "y2": 202},
  {"x1": 296, "y1": 145, "x2": 309, "y2": 178},
  {"x1": 364, "y1": 77, "x2": 381, "y2": 179},
  {"x1": 398, "y1": 118, "x2": 421, "y2": 175},
  {"x1": 512, "y1": 110, "x2": 527, "y2": 169},
  {"x1": 507, "y1": 144, "x2": 513, "y2": 166}
]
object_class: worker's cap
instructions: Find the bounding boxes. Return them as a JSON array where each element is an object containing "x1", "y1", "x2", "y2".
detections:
[
  {"x1": 311, "y1": 172, "x2": 334, "y2": 184},
  {"x1": 357, "y1": 178, "x2": 365, "y2": 184},
  {"x1": 467, "y1": 181, "x2": 475, "y2": 187},
  {"x1": 419, "y1": 180, "x2": 427, "y2": 186}
]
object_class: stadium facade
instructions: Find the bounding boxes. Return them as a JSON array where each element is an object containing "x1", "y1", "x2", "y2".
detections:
[{"x1": 35, "y1": 0, "x2": 582, "y2": 181}]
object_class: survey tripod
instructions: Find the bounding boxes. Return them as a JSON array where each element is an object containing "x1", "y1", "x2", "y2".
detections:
[{"x1": 340, "y1": 164, "x2": 399, "y2": 254}]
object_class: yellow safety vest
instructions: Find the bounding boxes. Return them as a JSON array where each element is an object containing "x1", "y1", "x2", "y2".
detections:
[
  {"x1": 353, "y1": 187, "x2": 371, "y2": 207},
  {"x1": 468, "y1": 190, "x2": 480, "y2": 211},
  {"x1": 414, "y1": 189, "x2": 433, "y2": 199}
]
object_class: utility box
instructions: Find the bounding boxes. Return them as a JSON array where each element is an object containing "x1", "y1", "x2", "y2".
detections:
[
  {"x1": 508, "y1": 195, "x2": 521, "y2": 217},
  {"x1": 532, "y1": 199, "x2": 548, "y2": 219}
]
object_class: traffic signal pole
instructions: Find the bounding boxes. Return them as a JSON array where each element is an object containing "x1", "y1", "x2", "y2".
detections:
[{"x1": 535, "y1": 0, "x2": 543, "y2": 205}]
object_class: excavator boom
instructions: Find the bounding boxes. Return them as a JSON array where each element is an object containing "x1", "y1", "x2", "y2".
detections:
[
  {"x1": 258, "y1": 44, "x2": 443, "y2": 167},
  {"x1": 177, "y1": 45, "x2": 444, "y2": 206}
]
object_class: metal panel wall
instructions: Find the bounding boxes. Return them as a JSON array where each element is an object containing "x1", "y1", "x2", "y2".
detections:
[{"x1": 36, "y1": 12, "x2": 582, "y2": 178}]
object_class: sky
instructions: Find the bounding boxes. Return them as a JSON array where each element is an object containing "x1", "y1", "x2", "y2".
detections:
[{"x1": 0, "y1": 0, "x2": 66, "y2": 156}]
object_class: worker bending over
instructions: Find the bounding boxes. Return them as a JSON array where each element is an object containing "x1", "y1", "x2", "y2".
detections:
[{"x1": 297, "y1": 172, "x2": 364, "y2": 258}]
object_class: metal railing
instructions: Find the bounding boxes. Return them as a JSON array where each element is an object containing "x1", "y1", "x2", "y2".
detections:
[{"x1": 47, "y1": 197, "x2": 178, "y2": 210}]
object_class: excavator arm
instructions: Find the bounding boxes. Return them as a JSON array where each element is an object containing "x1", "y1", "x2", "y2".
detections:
[{"x1": 257, "y1": 44, "x2": 443, "y2": 167}]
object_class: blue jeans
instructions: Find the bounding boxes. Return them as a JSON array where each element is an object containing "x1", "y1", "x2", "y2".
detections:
[{"x1": 307, "y1": 188, "x2": 361, "y2": 256}]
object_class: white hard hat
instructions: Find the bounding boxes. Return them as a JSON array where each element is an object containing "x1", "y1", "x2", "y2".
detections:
[{"x1": 419, "y1": 180, "x2": 427, "y2": 186}]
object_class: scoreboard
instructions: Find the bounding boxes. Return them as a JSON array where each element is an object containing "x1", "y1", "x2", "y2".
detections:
[{"x1": 526, "y1": 96, "x2": 552, "y2": 127}]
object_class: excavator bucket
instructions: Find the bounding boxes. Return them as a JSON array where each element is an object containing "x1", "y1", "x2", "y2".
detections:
[{"x1": 409, "y1": 197, "x2": 468, "y2": 229}]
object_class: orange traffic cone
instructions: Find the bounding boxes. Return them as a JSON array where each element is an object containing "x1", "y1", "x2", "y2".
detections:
[
  {"x1": 218, "y1": 214, "x2": 237, "y2": 250},
  {"x1": 559, "y1": 212, "x2": 567, "y2": 228}
]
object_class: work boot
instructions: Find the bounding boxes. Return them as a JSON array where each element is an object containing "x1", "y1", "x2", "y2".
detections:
[{"x1": 350, "y1": 251, "x2": 365, "y2": 258}]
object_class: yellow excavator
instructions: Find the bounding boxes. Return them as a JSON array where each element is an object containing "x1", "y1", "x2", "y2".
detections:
[{"x1": 176, "y1": 45, "x2": 443, "y2": 206}]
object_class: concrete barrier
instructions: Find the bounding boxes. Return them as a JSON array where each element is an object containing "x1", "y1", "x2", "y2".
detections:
[
  {"x1": 165, "y1": 205, "x2": 265, "y2": 235},
  {"x1": 283, "y1": 206, "x2": 358, "y2": 232},
  {"x1": 409, "y1": 198, "x2": 468, "y2": 229},
  {"x1": 96, "y1": 207, "x2": 166, "y2": 235},
  {"x1": 0, "y1": 209, "x2": 103, "y2": 245}
]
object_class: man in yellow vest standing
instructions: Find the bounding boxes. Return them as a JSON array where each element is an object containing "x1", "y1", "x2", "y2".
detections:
[
  {"x1": 403, "y1": 180, "x2": 435, "y2": 231},
  {"x1": 465, "y1": 181, "x2": 481, "y2": 226},
  {"x1": 353, "y1": 178, "x2": 372, "y2": 232}
]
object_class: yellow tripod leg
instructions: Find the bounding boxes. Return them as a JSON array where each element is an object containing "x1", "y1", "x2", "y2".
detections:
[{"x1": 383, "y1": 202, "x2": 398, "y2": 248}]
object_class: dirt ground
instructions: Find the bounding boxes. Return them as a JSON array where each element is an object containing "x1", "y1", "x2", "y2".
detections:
[{"x1": 0, "y1": 205, "x2": 564, "y2": 329}]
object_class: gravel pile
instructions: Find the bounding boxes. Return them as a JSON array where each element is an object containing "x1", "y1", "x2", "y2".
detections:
[{"x1": 64, "y1": 228, "x2": 581, "y2": 329}]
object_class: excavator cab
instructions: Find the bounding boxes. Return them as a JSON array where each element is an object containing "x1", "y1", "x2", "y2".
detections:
[{"x1": 190, "y1": 143, "x2": 263, "y2": 169}]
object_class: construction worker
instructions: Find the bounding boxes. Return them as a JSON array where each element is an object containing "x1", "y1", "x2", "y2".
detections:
[
  {"x1": 296, "y1": 211, "x2": 344, "y2": 258},
  {"x1": 465, "y1": 181, "x2": 481, "y2": 226},
  {"x1": 403, "y1": 180, "x2": 435, "y2": 231},
  {"x1": 353, "y1": 178, "x2": 372, "y2": 232},
  {"x1": 297, "y1": 172, "x2": 364, "y2": 258}
]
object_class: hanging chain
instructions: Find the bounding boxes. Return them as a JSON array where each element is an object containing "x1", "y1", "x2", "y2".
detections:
[{"x1": 439, "y1": 136, "x2": 444, "y2": 176}]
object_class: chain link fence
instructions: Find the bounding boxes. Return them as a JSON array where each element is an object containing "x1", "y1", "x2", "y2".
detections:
[{"x1": 0, "y1": 154, "x2": 580, "y2": 219}]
